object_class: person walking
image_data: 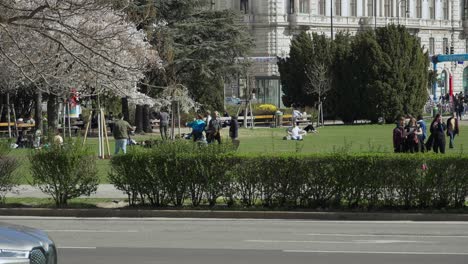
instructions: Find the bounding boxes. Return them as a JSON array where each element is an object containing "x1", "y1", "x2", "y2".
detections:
[
  {"x1": 186, "y1": 114, "x2": 206, "y2": 142},
  {"x1": 429, "y1": 114, "x2": 446, "y2": 154},
  {"x1": 446, "y1": 112, "x2": 459, "y2": 149},
  {"x1": 157, "y1": 110, "x2": 169, "y2": 140},
  {"x1": 207, "y1": 111, "x2": 222, "y2": 144},
  {"x1": 113, "y1": 113, "x2": 133, "y2": 155}
]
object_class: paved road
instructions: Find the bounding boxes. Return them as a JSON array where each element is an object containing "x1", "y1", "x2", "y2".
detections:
[{"x1": 0, "y1": 217, "x2": 467, "y2": 264}]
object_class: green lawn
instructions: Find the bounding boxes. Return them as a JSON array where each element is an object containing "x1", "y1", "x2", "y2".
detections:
[{"x1": 8, "y1": 123, "x2": 468, "y2": 184}]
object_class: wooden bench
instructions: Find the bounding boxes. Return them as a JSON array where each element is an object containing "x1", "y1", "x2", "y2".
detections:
[{"x1": 0, "y1": 123, "x2": 35, "y2": 128}]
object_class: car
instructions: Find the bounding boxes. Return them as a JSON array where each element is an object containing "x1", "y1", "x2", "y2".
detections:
[
  {"x1": 0, "y1": 223, "x2": 57, "y2": 264},
  {"x1": 225, "y1": 97, "x2": 241, "y2": 105}
]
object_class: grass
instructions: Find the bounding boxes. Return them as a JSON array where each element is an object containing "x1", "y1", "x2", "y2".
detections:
[{"x1": 6, "y1": 122, "x2": 468, "y2": 184}]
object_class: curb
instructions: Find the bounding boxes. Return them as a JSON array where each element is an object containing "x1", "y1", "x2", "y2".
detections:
[{"x1": 0, "y1": 208, "x2": 467, "y2": 221}]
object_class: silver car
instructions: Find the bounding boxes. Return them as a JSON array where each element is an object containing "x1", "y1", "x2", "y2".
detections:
[{"x1": 0, "y1": 223, "x2": 57, "y2": 264}]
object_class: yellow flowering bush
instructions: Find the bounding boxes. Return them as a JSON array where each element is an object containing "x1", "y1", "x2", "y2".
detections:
[{"x1": 255, "y1": 104, "x2": 278, "y2": 115}]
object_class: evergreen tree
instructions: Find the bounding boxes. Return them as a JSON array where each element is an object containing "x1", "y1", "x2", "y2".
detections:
[{"x1": 278, "y1": 32, "x2": 332, "y2": 108}]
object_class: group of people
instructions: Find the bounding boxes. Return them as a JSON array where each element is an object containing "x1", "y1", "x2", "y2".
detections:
[
  {"x1": 393, "y1": 113, "x2": 460, "y2": 154},
  {"x1": 185, "y1": 110, "x2": 239, "y2": 144}
]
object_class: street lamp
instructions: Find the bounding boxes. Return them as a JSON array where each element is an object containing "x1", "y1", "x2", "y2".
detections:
[{"x1": 331, "y1": 0, "x2": 334, "y2": 41}]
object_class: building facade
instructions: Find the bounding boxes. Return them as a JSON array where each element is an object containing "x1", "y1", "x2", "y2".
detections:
[{"x1": 215, "y1": 0, "x2": 468, "y2": 106}]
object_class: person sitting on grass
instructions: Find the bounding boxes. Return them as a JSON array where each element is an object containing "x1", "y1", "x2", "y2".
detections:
[{"x1": 284, "y1": 124, "x2": 306, "y2": 141}]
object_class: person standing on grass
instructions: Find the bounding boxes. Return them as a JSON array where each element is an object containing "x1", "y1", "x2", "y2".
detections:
[
  {"x1": 393, "y1": 117, "x2": 406, "y2": 153},
  {"x1": 405, "y1": 118, "x2": 422, "y2": 153},
  {"x1": 113, "y1": 113, "x2": 133, "y2": 155},
  {"x1": 157, "y1": 109, "x2": 169, "y2": 140},
  {"x1": 204, "y1": 110, "x2": 212, "y2": 131},
  {"x1": 207, "y1": 111, "x2": 222, "y2": 144},
  {"x1": 417, "y1": 115, "x2": 427, "y2": 152},
  {"x1": 446, "y1": 112, "x2": 459, "y2": 149},
  {"x1": 229, "y1": 115, "x2": 239, "y2": 142},
  {"x1": 429, "y1": 114, "x2": 446, "y2": 154}
]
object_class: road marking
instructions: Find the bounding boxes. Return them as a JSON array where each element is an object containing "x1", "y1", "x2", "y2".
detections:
[
  {"x1": 305, "y1": 233, "x2": 468, "y2": 238},
  {"x1": 283, "y1": 250, "x2": 468, "y2": 255},
  {"x1": 44, "y1": 229, "x2": 138, "y2": 233},
  {"x1": 245, "y1": 240, "x2": 428, "y2": 244},
  {"x1": 58, "y1": 247, "x2": 97, "y2": 250}
]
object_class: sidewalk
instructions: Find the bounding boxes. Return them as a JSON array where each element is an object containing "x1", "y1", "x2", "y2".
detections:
[{"x1": 7, "y1": 184, "x2": 127, "y2": 199}]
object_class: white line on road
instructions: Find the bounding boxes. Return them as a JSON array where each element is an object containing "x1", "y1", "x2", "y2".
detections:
[
  {"x1": 283, "y1": 250, "x2": 468, "y2": 255},
  {"x1": 44, "y1": 230, "x2": 138, "y2": 233},
  {"x1": 58, "y1": 247, "x2": 97, "y2": 250},
  {"x1": 246, "y1": 240, "x2": 429, "y2": 244},
  {"x1": 305, "y1": 233, "x2": 468, "y2": 238}
]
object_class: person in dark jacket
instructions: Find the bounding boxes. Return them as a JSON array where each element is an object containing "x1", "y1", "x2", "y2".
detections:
[
  {"x1": 393, "y1": 117, "x2": 406, "y2": 153},
  {"x1": 446, "y1": 112, "x2": 459, "y2": 149},
  {"x1": 229, "y1": 115, "x2": 239, "y2": 142},
  {"x1": 429, "y1": 114, "x2": 446, "y2": 154}
]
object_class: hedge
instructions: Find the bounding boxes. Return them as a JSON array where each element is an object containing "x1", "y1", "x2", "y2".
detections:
[{"x1": 109, "y1": 145, "x2": 468, "y2": 209}]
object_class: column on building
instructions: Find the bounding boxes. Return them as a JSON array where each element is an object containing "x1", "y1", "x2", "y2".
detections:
[
  {"x1": 309, "y1": 0, "x2": 315, "y2": 14},
  {"x1": 294, "y1": 0, "x2": 300, "y2": 13},
  {"x1": 392, "y1": 0, "x2": 397, "y2": 17},
  {"x1": 363, "y1": 0, "x2": 368, "y2": 15},
  {"x1": 357, "y1": 0, "x2": 364, "y2": 15},
  {"x1": 326, "y1": 0, "x2": 331, "y2": 15},
  {"x1": 422, "y1": 0, "x2": 429, "y2": 18},
  {"x1": 435, "y1": 0, "x2": 442, "y2": 19},
  {"x1": 342, "y1": 0, "x2": 349, "y2": 15}
]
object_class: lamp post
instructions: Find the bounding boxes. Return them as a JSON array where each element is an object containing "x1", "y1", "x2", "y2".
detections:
[{"x1": 331, "y1": 0, "x2": 334, "y2": 40}]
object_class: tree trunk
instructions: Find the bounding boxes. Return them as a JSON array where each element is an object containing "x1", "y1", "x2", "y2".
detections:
[
  {"x1": 35, "y1": 90, "x2": 42, "y2": 131},
  {"x1": 134, "y1": 104, "x2": 143, "y2": 133},
  {"x1": 142, "y1": 104, "x2": 152, "y2": 133},
  {"x1": 0, "y1": 94, "x2": 5, "y2": 122},
  {"x1": 47, "y1": 93, "x2": 59, "y2": 132},
  {"x1": 121, "y1": 97, "x2": 130, "y2": 123}
]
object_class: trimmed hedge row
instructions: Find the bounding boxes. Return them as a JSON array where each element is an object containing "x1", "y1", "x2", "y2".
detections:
[{"x1": 110, "y1": 145, "x2": 468, "y2": 209}]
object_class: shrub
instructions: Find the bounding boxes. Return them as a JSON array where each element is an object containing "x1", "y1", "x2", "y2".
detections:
[
  {"x1": 0, "y1": 140, "x2": 19, "y2": 203},
  {"x1": 30, "y1": 140, "x2": 99, "y2": 207},
  {"x1": 254, "y1": 104, "x2": 278, "y2": 115},
  {"x1": 109, "y1": 149, "x2": 468, "y2": 210}
]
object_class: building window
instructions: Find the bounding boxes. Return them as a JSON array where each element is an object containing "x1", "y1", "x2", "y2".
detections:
[
  {"x1": 288, "y1": 0, "x2": 294, "y2": 13},
  {"x1": 335, "y1": 0, "x2": 342, "y2": 15},
  {"x1": 400, "y1": 0, "x2": 407, "y2": 18},
  {"x1": 429, "y1": 0, "x2": 435, "y2": 19},
  {"x1": 384, "y1": 0, "x2": 392, "y2": 17},
  {"x1": 466, "y1": 39, "x2": 468, "y2": 53},
  {"x1": 416, "y1": 0, "x2": 422, "y2": 18},
  {"x1": 299, "y1": 0, "x2": 309, "y2": 13},
  {"x1": 443, "y1": 38, "x2": 449, "y2": 54},
  {"x1": 350, "y1": 0, "x2": 357, "y2": 16},
  {"x1": 367, "y1": 0, "x2": 374, "y2": 16},
  {"x1": 465, "y1": 0, "x2": 468, "y2": 20},
  {"x1": 240, "y1": 0, "x2": 249, "y2": 14},
  {"x1": 429, "y1": 37, "x2": 435, "y2": 55},
  {"x1": 443, "y1": 0, "x2": 449, "y2": 19},
  {"x1": 319, "y1": 0, "x2": 326, "y2": 15}
]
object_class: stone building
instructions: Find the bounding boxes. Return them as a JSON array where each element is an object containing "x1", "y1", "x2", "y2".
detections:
[{"x1": 214, "y1": 0, "x2": 468, "y2": 107}]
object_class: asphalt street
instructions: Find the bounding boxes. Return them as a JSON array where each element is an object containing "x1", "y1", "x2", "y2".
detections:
[{"x1": 0, "y1": 217, "x2": 467, "y2": 264}]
